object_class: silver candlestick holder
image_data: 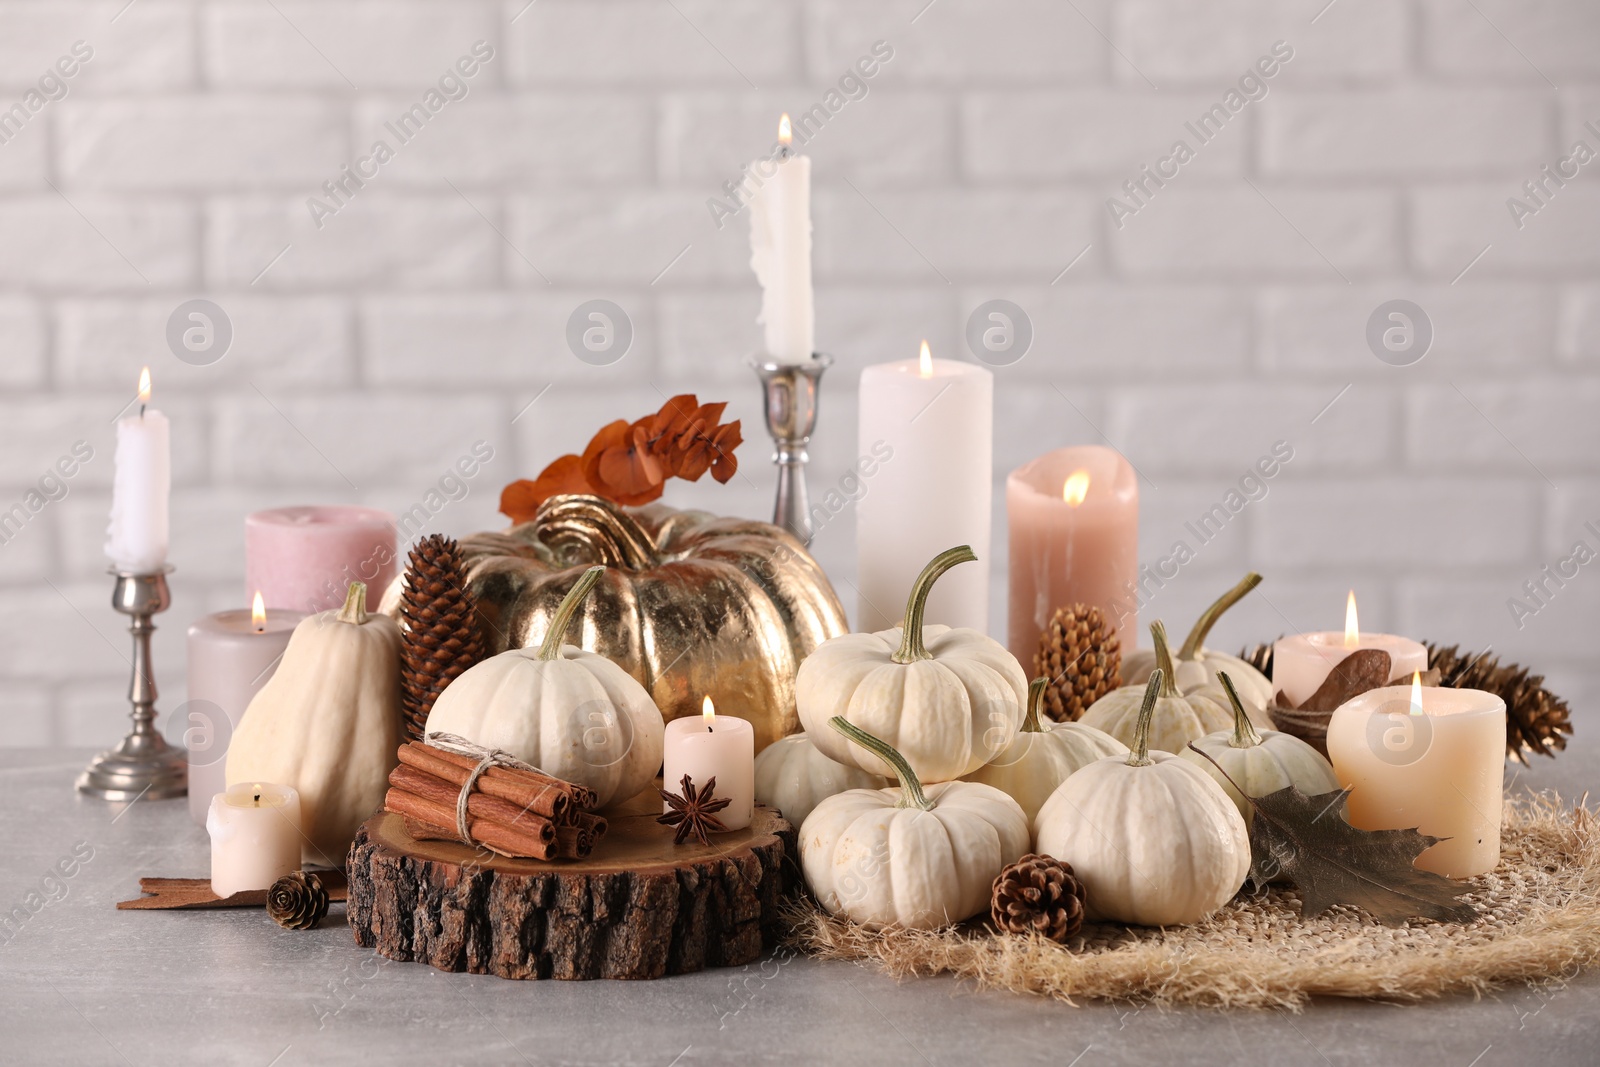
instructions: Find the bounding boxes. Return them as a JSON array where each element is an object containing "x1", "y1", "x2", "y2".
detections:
[
  {"x1": 77, "y1": 566, "x2": 187, "y2": 801},
  {"x1": 751, "y1": 354, "x2": 831, "y2": 546}
]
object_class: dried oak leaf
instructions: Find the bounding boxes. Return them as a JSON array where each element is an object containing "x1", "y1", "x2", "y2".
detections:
[
  {"x1": 499, "y1": 454, "x2": 595, "y2": 523},
  {"x1": 581, "y1": 418, "x2": 666, "y2": 506},
  {"x1": 1192, "y1": 749, "x2": 1477, "y2": 925}
]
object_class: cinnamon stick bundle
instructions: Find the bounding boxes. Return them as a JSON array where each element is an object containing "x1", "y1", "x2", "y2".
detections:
[{"x1": 385, "y1": 739, "x2": 608, "y2": 862}]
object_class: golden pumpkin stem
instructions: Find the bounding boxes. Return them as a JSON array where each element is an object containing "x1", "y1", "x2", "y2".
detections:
[
  {"x1": 337, "y1": 581, "x2": 367, "y2": 625},
  {"x1": 1220, "y1": 671, "x2": 1262, "y2": 749},
  {"x1": 829, "y1": 716, "x2": 933, "y2": 811},
  {"x1": 538, "y1": 565, "x2": 606, "y2": 661},
  {"x1": 1150, "y1": 620, "x2": 1178, "y2": 697},
  {"x1": 1126, "y1": 670, "x2": 1163, "y2": 768},
  {"x1": 891, "y1": 545, "x2": 977, "y2": 664},
  {"x1": 1021, "y1": 677, "x2": 1048, "y2": 734},
  {"x1": 1178, "y1": 572, "x2": 1262, "y2": 661}
]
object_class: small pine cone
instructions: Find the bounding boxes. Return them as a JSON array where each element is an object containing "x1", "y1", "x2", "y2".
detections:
[
  {"x1": 991, "y1": 854, "x2": 1085, "y2": 943},
  {"x1": 267, "y1": 871, "x2": 329, "y2": 930},
  {"x1": 398, "y1": 534, "x2": 484, "y2": 743},
  {"x1": 1033, "y1": 604, "x2": 1122, "y2": 722}
]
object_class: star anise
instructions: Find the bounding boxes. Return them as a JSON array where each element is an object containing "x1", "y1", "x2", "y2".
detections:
[{"x1": 657, "y1": 773, "x2": 732, "y2": 846}]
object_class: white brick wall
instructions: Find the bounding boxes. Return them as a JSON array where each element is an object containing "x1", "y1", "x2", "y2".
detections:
[{"x1": 2, "y1": 0, "x2": 1597, "y2": 753}]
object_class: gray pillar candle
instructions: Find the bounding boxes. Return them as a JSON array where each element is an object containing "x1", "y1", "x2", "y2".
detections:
[{"x1": 185, "y1": 599, "x2": 302, "y2": 826}]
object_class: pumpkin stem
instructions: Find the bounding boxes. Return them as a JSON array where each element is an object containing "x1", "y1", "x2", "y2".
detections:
[
  {"x1": 1220, "y1": 671, "x2": 1262, "y2": 749},
  {"x1": 891, "y1": 545, "x2": 977, "y2": 664},
  {"x1": 829, "y1": 716, "x2": 933, "y2": 811},
  {"x1": 538, "y1": 565, "x2": 606, "y2": 661},
  {"x1": 1125, "y1": 670, "x2": 1163, "y2": 768},
  {"x1": 1178, "y1": 572, "x2": 1262, "y2": 661},
  {"x1": 1021, "y1": 677, "x2": 1049, "y2": 734},
  {"x1": 337, "y1": 581, "x2": 367, "y2": 625},
  {"x1": 1150, "y1": 620, "x2": 1178, "y2": 697}
]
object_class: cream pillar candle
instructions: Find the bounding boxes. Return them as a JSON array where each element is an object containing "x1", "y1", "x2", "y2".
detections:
[
  {"x1": 105, "y1": 367, "x2": 170, "y2": 573},
  {"x1": 1272, "y1": 592, "x2": 1427, "y2": 707},
  {"x1": 185, "y1": 594, "x2": 302, "y2": 826},
  {"x1": 662, "y1": 698, "x2": 755, "y2": 832},
  {"x1": 748, "y1": 113, "x2": 814, "y2": 362},
  {"x1": 1326, "y1": 677, "x2": 1506, "y2": 878},
  {"x1": 245, "y1": 505, "x2": 397, "y2": 615},
  {"x1": 1005, "y1": 445, "x2": 1139, "y2": 665},
  {"x1": 856, "y1": 342, "x2": 992, "y2": 632},
  {"x1": 206, "y1": 781, "x2": 302, "y2": 897}
]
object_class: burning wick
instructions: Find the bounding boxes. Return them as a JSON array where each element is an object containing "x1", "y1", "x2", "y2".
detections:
[
  {"x1": 777, "y1": 112, "x2": 792, "y2": 159},
  {"x1": 1344, "y1": 590, "x2": 1360, "y2": 650},
  {"x1": 137, "y1": 366, "x2": 151, "y2": 419},
  {"x1": 1062, "y1": 470, "x2": 1089, "y2": 507},
  {"x1": 252, "y1": 591, "x2": 267, "y2": 634},
  {"x1": 1409, "y1": 670, "x2": 1425, "y2": 717},
  {"x1": 918, "y1": 339, "x2": 932, "y2": 379},
  {"x1": 703, "y1": 695, "x2": 716, "y2": 733}
]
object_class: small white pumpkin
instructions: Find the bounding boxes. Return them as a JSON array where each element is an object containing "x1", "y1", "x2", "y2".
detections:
[
  {"x1": 227, "y1": 581, "x2": 402, "y2": 866},
  {"x1": 1179, "y1": 671, "x2": 1340, "y2": 825},
  {"x1": 1121, "y1": 573, "x2": 1274, "y2": 724},
  {"x1": 754, "y1": 732, "x2": 888, "y2": 829},
  {"x1": 801, "y1": 717, "x2": 1030, "y2": 930},
  {"x1": 963, "y1": 677, "x2": 1127, "y2": 824},
  {"x1": 1035, "y1": 671, "x2": 1250, "y2": 926},
  {"x1": 1081, "y1": 620, "x2": 1234, "y2": 755},
  {"x1": 424, "y1": 566, "x2": 664, "y2": 810},
  {"x1": 797, "y1": 546, "x2": 1027, "y2": 783}
]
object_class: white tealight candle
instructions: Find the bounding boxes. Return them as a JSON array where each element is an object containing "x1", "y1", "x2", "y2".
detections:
[
  {"x1": 856, "y1": 341, "x2": 992, "y2": 631},
  {"x1": 207, "y1": 782, "x2": 302, "y2": 897},
  {"x1": 1273, "y1": 592, "x2": 1427, "y2": 707},
  {"x1": 748, "y1": 113, "x2": 814, "y2": 362},
  {"x1": 1326, "y1": 674, "x2": 1506, "y2": 879},
  {"x1": 105, "y1": 366, "x2": 170, "y2": 573},
  {"x1": 662, "y1": 698, "x2": 754, "y2": 832}
]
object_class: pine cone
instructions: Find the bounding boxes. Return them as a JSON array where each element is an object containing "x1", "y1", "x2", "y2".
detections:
[
  {"x1": 398, "y1": 534, "x2": 484, "y2": 743},
  {"x1": 1239, "y1": 639, "x2": 1278, "y2": 682},
  {"x1": 267, "y1": 871, "x2": 329, "y2": 930},
  {"x1": 1033, "y1": 604, "x2": 1121, "y2": 722},
  {"x1": 1427, "y1": 643, "x2": 1572, "y2": 765},
  {"x1": 991, "y1": 854, "x2": 1085, "y2": 942}
]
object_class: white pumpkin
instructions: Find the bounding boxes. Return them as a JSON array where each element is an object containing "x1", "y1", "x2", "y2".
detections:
[
  {"x1": 754, "y1": 732, "x2": 887, "y2": 829},
  {"x1": 1121, "y1": 573, "x2": 1274, "y2": 724},
  {"x1": 801, "y1": 717, "x2": 1030, "y2": 930},
  {"x1": 796, "y1": 546, "x2": 1027, "y2": 783},
  {"x1": 1035, "y1": 670, "x2": 1250, "y2": 926},
  {"x1": 1179, "y1": 671, "x2": 1340, "y2": 825},
  {"x1": 1081, "y1": 620, "x2": 1234, "y2": 755},
  {"x1": 424, "y1": 566, "x2": 664, "y2": 810},
  {"x1": 227, "y1": 581, "x2": 402, "y2": 866},
  {"x1": 963, "y1": 677, "x2": 1127, "y2": 824}
]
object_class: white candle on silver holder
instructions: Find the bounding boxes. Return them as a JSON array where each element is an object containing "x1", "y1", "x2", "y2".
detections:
[
  {"x1": 748, "y1": 113, "x2": 814, "y2": 363},
  {"x1": 105, "y1": 366, "x2": 169, "y2": 573}
]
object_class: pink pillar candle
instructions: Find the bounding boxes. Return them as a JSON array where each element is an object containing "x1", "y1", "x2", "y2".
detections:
[
  {"x1": 1273, "y1": 594, "x2": 1426, "y2": 707},
  {"x1": 185, "y1": 599, "x2": 302, "y2": 826},
  {"x1": 1006, "y1": 445, "x2": 1139, "y2": 668},
  {"x1": 245, "y1": 506, "x2": 397, "y2": 615}
]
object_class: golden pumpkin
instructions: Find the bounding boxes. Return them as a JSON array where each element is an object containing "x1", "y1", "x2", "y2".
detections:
[{"x1": 381, "y1": 494, "x2": 846, "y2": 751}]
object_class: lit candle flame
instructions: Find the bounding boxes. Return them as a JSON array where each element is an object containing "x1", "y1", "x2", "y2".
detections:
[
  {"x1": 252, "y1": 591, "x2": 266, "y2": 632},
  {"x1": 137, "y1": 366, "x2": 151, "y2": 405},
  {"x1": 1409, "y1": 670, "x2": 1425, "y2": 716},
  {"x1": 1062, "y1": 470, "x2": 1090, "y2": 507},
  {"x1": 918, "y1": 339, "x2": 932, "y2": 378},
  {"x1": 778, "y1": 113, "x2": 792, "y2": 146},
  {"x1": 702, "y1": 695, "x2": 715, "y2": 731},
  {"x1": 1344, "y1": 590, "x2": 1359, "y2": 649}
]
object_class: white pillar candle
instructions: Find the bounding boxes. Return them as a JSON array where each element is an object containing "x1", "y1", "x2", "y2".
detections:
[
  {"x1": 663, "y1": 698, "x2": 754, "y2": 832},
  {"x1": 105, "y1": 366, "x2": 170, "y2": 573},
  {"x1": 748, "y1": 113, "x2": 814, "y2": 362},
  {"x1": 856, "y1": 342, "x2": 992, "y2": 632},
  {"x1": 206, "y1": 781, "x2": 302, "y2": 897},
  {"x1": 1272, "y1": 592, "x2": 1427, "y2": 707},
  {"x1": 1326, "y1": 677, "x2": 1505, "y2": 879}
]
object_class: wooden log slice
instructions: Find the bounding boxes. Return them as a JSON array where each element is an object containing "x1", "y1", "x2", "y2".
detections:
[{"x1": 347, "y1": 793, "x2": 797, "y2": 981}]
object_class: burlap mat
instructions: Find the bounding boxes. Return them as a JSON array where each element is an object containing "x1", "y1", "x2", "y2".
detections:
[{"x1": 785, "y1": 792, "x2": 1600, "y2": 1009}]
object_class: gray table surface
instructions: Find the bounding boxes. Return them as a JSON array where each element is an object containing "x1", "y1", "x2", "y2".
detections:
[{"x1": 3, "y1": 747, "x2": 1598, "y2": 1067}]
